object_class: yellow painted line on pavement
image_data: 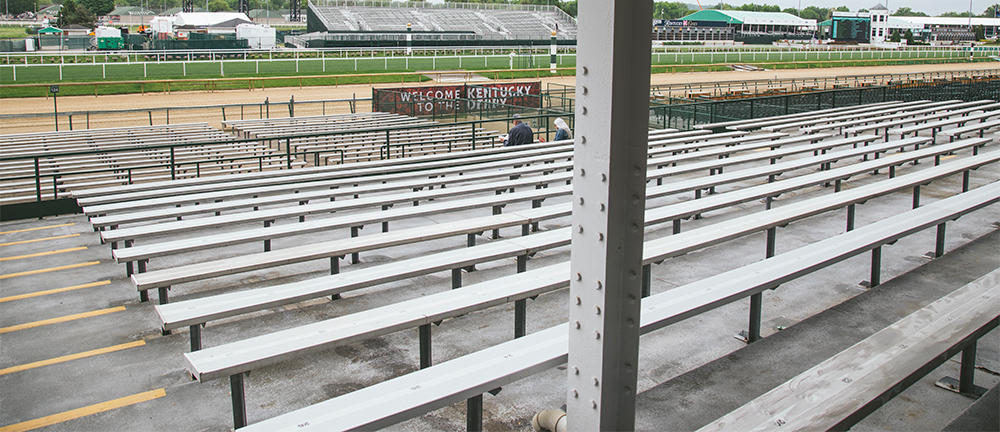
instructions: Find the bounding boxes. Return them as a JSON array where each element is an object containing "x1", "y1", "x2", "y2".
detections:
[
  {"x1": 0, "y1": 280, "x2": 111, "y2": 303},
  {"x1": 0, "y1": 388, "x2": 165, "y2": 432},
  {"x1": 0, "y1": 306, "x2": 125, "y2": 334},
  {"x1": 0, "y1": 261, "x2": 99, "y2": 280},
  {"x1": 941, "y1": 154, "x2": 957, "y2": 160},
  {"x1": 0, "y1": 234, "x2": 80, "y2": 247},
  {"x1": 0, "y1": 340, "x2": 145, "y2": 376},
  {"x1": 0, "y1": 247, "x2": 87, "y2": 262},
  {"x1": 0, "y1": 223, "x2": 75, "y2": 236}
]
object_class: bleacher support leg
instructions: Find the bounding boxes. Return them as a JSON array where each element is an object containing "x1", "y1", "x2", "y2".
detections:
[
  {"x1": 963, "y1": 171, "x2": 971, "y2": 192},
  {"x1": 912, "y1": 185, "x2": 921, "y2": 209},
  {"x1": 935, "y1": 223, "x2": 947, "y2": 258},
  {"x1": 766, "y1": 227, "x2": 777, "y2": 258},
  {"x1": 532, "y1": 199, "x2": 542, "y2": 232},
  {"x1": 138, "y1": 260, "x2": 146, "y2": 273},
  {"x1": 351, "y1": 227, "x2": 361, "y2": 264},
  {"x1": 452, "y1": 268, "x2": 462, "y2": 289},
  {"x1": 467, "y1": 394, "x2": 483, "y2": 432},
  {"x1": 847, "y1": 204, "x2": 856, "y2": 231},
  {"x1": 747, "y1": 293, "x2": 762, "y2": 343},
  {"x1": 419, "y1": 324, "x2": 432, "y2": 369},
  {"x1": 514, "y1": 299, "x2": 526, "y2": 338},
  {"x1": 959, "y1": 341, "x2": 978, "y2": 395},
  {"x1": 492, "y1": 205, "x2": 502, "y2": 239},
  {"x1": 139, "y1": 290, "x2": 148, "y2": 302},
  {"x1": 158, "y1": 287, "x2": 169, "y2": 305},
  {"x1": 641, "y1": 264, "x2": 651, "y2": 298},
  {"x1": 263, "y1": 220, "x2": 271, "y2": 252},
  {"x1": 190, "y1": 324, "x2": 202, "y2": 352},
  {"x1": 517, "y1": 255, "x2": 527, "y2": 273},
  {"x1": 870, "y1": 246, "x2": 882, "y2": 288},
  {"x1": 230, "y1": 372, "x2": 248, "y2": 429},
  {"x1": 465, "y1": 234, "x2": 476, "y2": 272}
]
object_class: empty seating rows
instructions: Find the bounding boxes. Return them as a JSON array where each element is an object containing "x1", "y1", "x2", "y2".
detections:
[
  {"x1": 0, "y1": 123, "x2": 301, "y2": 205},
  {"x1": 308, "y1": 4, "x2": 577, "y2": 39},
  {"x1": 73, "y1": 102, "x2": 1000, "y2": 430},
  {"x1": 225, "y1": 113, "x2": 504, "y2": 166},
  {"x1": 202, "y1": 164, "x2": 1000, "y2": 431}
]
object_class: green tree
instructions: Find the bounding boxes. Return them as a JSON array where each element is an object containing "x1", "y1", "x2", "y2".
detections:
[
  {"x1": 57, "y1": 0, "x2": 97, "y2": 27},
  {"x1": 7, "y1": 0, "x2": 39, "y2": 15},
  {"x1": 560, "y1": 0, "x2": 576, "y2": 17},
  {"x1": 889, "y1": 29, "x2": 900, "y2": 42},
  {"x1": 904, "y1": 28, "x2": 914, "y2": 44},
  {"x1": 654, "y1": 2, "x2": 692, "y2": 19},
  {"x1": 208, "y1": 0, "x2": 230, "y2": 11},
  {"x1": 79, "y1": 0, "x2": 115, "y2": 16},
  {"x1": 834, "y1": 6, "x2": 849, "y2": 12},
  {"x1": 940, "y1": 11, "x2": 973, "y2": 17},
  {"x1": 892, "y1": 7, "x2": 928, "y2": 16},
  {"x1": 975, "y1": 24, "x2": 985, "y2": 40}
]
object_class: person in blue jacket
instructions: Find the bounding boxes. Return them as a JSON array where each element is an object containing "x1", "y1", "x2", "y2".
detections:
[
  {"x1": 505, "y1": 114, "x2": 533, "y2": 146},
  {"x1": 553, "y1": 117, "x2": 572, "y2": 141}
]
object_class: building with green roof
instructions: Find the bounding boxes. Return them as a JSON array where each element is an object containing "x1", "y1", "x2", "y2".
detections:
[{"x1": 678, "y1": 10, "x2": 817, "y2": 34}]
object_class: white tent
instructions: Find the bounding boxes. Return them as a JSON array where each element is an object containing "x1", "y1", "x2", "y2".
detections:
[{"x1": 172, "y1": 12, "x2": 252, "y2": 28}]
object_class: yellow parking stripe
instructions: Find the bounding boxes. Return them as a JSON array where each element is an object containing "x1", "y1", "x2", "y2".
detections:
[
  {"x1": 0, "y1": 306, "x2": 125, "y2": 334},
  {"x1": 0, "y1": 223, "x2": 75, "y2": 236},
  {"x1": 0, "y1": 388, "x2": 165, "y2": 432},
  {"x1": 0, "y1": 340, "x2": 145, "y2": 376},
  {"x1": 0, "y1": 281, "x2": 111, "y2": 303},
  {"x1": 0, "y1": 234, "x2": 80, "y2": 247},
  {"x1": 0, "y1": 247, "x2": 87, "y2": 262},
  {"x1": 0, "y1": 261, "x2": 99, "y2": 280}
]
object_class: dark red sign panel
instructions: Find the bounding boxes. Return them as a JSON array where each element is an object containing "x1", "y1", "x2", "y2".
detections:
[{"x1": 374, "y1": 82, "x2": 541, "y2": 116}]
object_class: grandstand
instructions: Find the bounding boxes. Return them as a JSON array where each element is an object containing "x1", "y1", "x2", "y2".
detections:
[
  {"x1": 1, "y1": 94, "x2": 997, "y2": 431},
  {"x1": 306, "y1": 0, "x2": 578, "y2": 40}
]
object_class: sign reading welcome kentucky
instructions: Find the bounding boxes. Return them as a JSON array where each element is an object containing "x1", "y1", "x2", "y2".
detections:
[{"x1": 373, "y1": 82, "x2": 541, "y2": 117}]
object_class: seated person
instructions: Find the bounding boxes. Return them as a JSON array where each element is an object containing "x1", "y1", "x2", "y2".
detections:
[{"x1": 505, "y1": 114, "x2": 534, "y2": 146}]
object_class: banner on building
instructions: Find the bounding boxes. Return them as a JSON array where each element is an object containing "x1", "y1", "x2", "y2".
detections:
[{"x1": 373, "y1": 82, "x2": 542, "y2": 116}]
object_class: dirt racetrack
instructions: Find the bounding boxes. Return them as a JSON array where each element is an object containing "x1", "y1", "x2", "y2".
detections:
[{"x1": 3, "y1": 62, "x2": 999, "y2": 133}]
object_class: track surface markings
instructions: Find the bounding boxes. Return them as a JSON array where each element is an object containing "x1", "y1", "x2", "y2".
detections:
[
  {"x1": 0, "y1": 306, "x2": 125, "y2": 334},
  {"x1": 0, "y1": 280, "x2": 111, "y2": 303},
  {"x1": 0, "y1": 388, "x2": 165, "y2": 432},
  {"x1": 0, "y1": 247, "x2": 88, "y2": 262},
  {"x1": 0, "y1": 340, "x2": 145, "y2": 376},
  {"x1": 0, "y1": 234, "x2": 81, "y2": 248},
  {"x1": 0, "y1": 261, "x2": 100, "y2": 280},
  {"x1": 0, "y1": 223, "x2": 75, "y2": 236}
]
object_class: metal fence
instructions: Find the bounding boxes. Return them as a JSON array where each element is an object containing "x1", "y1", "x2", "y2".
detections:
[
  {"x1": 649, "y1": 77, "x2": 1000, "y2": 130},
  {"x1": 0, "y1": 96, "x2": 368, "y2": 134}
]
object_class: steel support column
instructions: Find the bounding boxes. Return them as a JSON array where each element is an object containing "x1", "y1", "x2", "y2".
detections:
[{"x1": 566, "y1": 0, "x2": 652, "y2": 429}]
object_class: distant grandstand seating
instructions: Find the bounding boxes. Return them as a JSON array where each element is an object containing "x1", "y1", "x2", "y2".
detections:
[{"x1": 307, "y1": 1, "x2": 578, "y2": 40}]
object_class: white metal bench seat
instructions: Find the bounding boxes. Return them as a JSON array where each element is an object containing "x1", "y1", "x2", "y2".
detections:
[
  {"x1": 740, "y1": 100, "x2": 931, "y2": 132},
  {"x1": 800, "y1": 99, "x2": 989, "y2": 135},
  {"x1": 230, "y1": 181, "x2": 1000, "y2": 432},
  {"x1": 113, "y1": 134, "x2": 902, "y2": 261},
  {"x1": 130, "y1": 205, "x2": 567, "y2": 301},
  {"x1": 114, "y1": 184, "x2": 573, "y2": 267},
  {"x1": 694, "y1": 101, "x2": 899, "y2": 131},
  {"x1": 941, "y1": 117, "x2": 1000, "y2": 141},
  {"x1": 841, "y1": 101, "x2": 1000, "y2": 139},
  {"x1": 895, "y1": 108, "x2": 1000, "y2": 141},
  {"x1": 759, "y1": 99, "x2": 944, "y2": 132},
  {"x1": 71, "y1": 139, "x2": 582, "y2": 203},
  {"x1": 696, "y1": 269, "x2": 999, "y2": 432},
  {"x1": 155, "y1": 145, "x2": 998, "y2": 351},
  {"x1": 169, "y1": 142, "x2": 993, "y2": 350}
]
